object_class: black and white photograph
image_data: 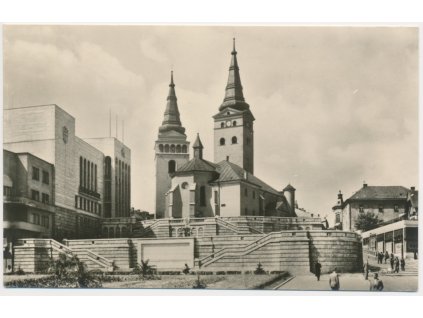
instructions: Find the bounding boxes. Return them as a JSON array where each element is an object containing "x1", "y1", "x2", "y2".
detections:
[{"x1": 1, "y1": 24, "x2": 419, "y2": 292}]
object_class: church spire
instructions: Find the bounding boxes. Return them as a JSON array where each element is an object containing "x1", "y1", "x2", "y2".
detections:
[
  {"x1": 193, "y1": 133, "x2": 204, "y2": 159},
  {"x1": 159, "y1": 71, "x2": 186, "y2": 135},
  {"x1": 219, "y1": 38, "x2": 250, "y2": 112}
]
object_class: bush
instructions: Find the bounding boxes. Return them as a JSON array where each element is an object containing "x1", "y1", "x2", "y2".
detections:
[
  {"x1": 48, "y1": 252, "x2": 102, "y2": 288},
  {"x1": 15, "y1": 267, "x2": 25, "y2": 275},
  {"x1": 254, "y1": 262, "x2": 266, "y2": 275},
  {"x1": 132, "y1": 259, "x2": 159, "y2": 280},
  {"x1": 193, "y1": 274, "x2": 207, "y2": 289}
]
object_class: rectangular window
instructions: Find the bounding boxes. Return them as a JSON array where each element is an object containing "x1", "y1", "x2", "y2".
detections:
[
  {"x1": 75, "y1": 196, "x2": 78, "y2": 208},
  {"x1": 31, "y1": 190, "x2": 40, "y2": 201},
  {"x1": 359, "y1": 205, "x2": 364, "y2": 213},
  {"x1": 3, "y1": 186, "x2": 12, "y2": 196},
  {"x1": 244, "y1": 188, "x2": 248, "y2": 197},
  {"x1": 214, "y1": 191, "x2": 218, "y2": 204},
  {"x1": 378, "y1": 205, "x2": 384, "y2": 213},
  {"x1": 42, "y1": 171, "x2": 49, "y2": 184},
  {"x1": 394, "y1": 205, "x2": 399, "y2": 212},
  {"x1": 32, "y1": 167, "x2": 40, "y2": 181},
  {"x1": 41, "y1": 216, "x2": 49, "y2": 228},
  {"x1": 32, "y1": 213, "x2": 40, "y2": 225},
  {"x1": 335, "y1": 213, "x2": 341, "y2": 223},
  {"x1": 41, "y1": 193, "x2": 49, "y2": 204}
]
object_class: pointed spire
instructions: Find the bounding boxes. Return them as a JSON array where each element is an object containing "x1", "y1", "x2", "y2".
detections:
[
  {"x1": 159, "y1": 71, "x2": 186, "y2": 135},
  {"x1": 219, "y1": 38, "x2": 250, "y2": 112},
  {"x1": 193, "y1": 133, "x2": 204, "y2": 159}
]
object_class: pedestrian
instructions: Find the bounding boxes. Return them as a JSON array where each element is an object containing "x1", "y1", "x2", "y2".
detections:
[
  {"x1": 384, "y1": 251, "x2": 389, "y2": 264},
  {"x1": 369, "y1": 273, "x2": 384, "y2": 291},
  {"x1": 315, "y1": 260, "x2": 322, "y2": 281},
  {"x1": 400, "y1": 258, "x2": 405, "y2": 271},
  {"x1": 390, "y1": 254, "x2": 394, "y2": 270},
  {"x1": 379, "y1": 252, "x2": 383, "y2": 264},
  {"x1": 363, "y1": 261, "x2": 369, "y2": 280},
  {"x1": 394, "y1": 257, "x2": 400, "y2": 273},
  {"x1": 329, "y1": 268, "x2": 340, "y2": 291}
]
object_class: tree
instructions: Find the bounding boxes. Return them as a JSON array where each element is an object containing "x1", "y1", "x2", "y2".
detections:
[{"x1": 355, "y1": 212, "x2": 380, "y2": 231}]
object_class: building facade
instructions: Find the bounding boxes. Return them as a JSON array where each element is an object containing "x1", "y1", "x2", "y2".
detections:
[
  {"x1": 330, "y1": 183, "x2": 414, "y2": 231},
  {"x1": 3, "y1": 104, "x2": 132, "y2": 244}
]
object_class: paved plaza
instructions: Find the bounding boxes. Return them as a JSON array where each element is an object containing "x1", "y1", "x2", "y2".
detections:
[{"x1": 278, "y1": 273, "x2": 418, "y2": 292}]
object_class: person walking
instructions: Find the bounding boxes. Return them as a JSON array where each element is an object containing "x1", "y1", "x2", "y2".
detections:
[
  {"x1": 384, "y1": 251, "x2": 389, "y2": 264},
  {"x1": 363, "y1": 261, "x2": 369, "y2": 280},
  {"x1": 315, "y1": 260, "x2": 322, "y2": 281},
  {"x1": 369, "y1": 273, "x2": 384, "y2": 291},
  {"x1": 400, "y1": 258, "x2": 405, "y2": 271},
  {"x1": 394, "y1": 257, "x2": 400, "y2": 273},
  {"x1": 329, "y1": 269, "x2": 340, "y2": 291}
]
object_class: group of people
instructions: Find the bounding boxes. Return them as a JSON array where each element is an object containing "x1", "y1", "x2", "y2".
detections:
[
  {"x1": 376, "y1": 251, "x2": 406, "y2": 273},
  {"x1": 314, "y1": 260, "x2": 384, "y2": 292}
]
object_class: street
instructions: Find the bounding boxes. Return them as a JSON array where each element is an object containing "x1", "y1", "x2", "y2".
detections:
[{"x1": 277, "y1": 273, "x2": 418, "y2": 292}]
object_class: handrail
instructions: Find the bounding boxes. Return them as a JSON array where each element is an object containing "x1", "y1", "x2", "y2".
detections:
[
  {"x1": 215, "y1": 218, "x2": 240, "y2": 233},
  {"x1": 200, "y1": 231, "x2": 303, "y2": 267}
]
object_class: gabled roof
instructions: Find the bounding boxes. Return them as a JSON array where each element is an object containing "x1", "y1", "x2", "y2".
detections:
[
  {"x1": 213, "y1": 160, "x2": 281, "y2": 196},
  {"x1": 347, "y1": 186, "x2": 411, "y2": 202},
  {"x1": 175, "y1": 158, "x2": 217, "y2": 174}
]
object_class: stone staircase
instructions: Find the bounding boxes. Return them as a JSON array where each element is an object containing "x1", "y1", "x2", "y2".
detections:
[{"x1": 14, "y1": 239, "x2": 114, "y2": 273}]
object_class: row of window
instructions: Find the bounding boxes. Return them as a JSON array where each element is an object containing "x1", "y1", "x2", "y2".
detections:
[
  {"x1": 32, "y1": 167, "x2": 50, "y2": 185},
  {"x1": 31, "y1": 190, "x2": 50, "y2": 204},
  {"x1": 158, "y1": 144, "x2": 188, "y2": 154},
  {"x1": 358, "y1": 205, "x2": 399, "y2": 213},
  {"x1": 31, "y1": 213, "x2": 49, "y2": 228},
  {"x1": 219, "y1": 137, "x2": 251, "y2": 146},
  {"x1": 220, "y1": 120, "x2": 238, "y2": 128},
  {"x1": 75, "y1": 195, "x2": 102, "y2": 215},
  {"x1": 79, "y1": 157, "x2": 98, "y2": 193}
]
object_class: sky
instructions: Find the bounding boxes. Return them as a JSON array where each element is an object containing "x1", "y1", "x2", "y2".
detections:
[{"x1": 2, "y1": 25, "x2": 419, "y2": 217}]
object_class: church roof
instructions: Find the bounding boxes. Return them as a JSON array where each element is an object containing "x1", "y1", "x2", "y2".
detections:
[
  {"x1": 219, "y1": 39, "x2": 251, "y2": 112},
  {"x1": 159, "y1": 71, "x2": 186, "y2": 135},
  {"x1": 175, "y1": 158, "x2": 217, "y2": 174},
  {"x1": 193, "y1": 133, "x2": 204, "y2": 149},
  {"x1": 283, "y1": 184, "x2": 296, "y2": 191},
  {"x1": 347, "y1": 186, "x2": 411, "y2": 202},
  {"x1": 214, "y1": 160, "x2": 281, "y2": 196}
]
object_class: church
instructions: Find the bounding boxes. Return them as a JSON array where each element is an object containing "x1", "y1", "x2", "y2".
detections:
[{"x1": 154, "y1": 40, "x2": 296, "y2": 219}]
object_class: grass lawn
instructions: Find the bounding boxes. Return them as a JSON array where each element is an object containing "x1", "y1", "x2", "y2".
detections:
[{"x1": 102, "y1": 273, "x2": 289, "y2": 289}]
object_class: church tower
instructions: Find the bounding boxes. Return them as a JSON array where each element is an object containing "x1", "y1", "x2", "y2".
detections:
[
  {"x1": 155, "y1": 71, "x2": 190, "y2": 218},
  {"x1": 213, "y1": 39, "x2": 255, "y2": 174}
]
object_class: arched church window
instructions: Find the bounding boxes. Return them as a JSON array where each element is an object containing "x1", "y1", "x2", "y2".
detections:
[
  {"x1": 220, "y1": 138, "x2": 225, "y2": 146},
  {"x1": 232, "y1": 120, "x2": 237, "y2": 126},
  {"x1": 168, "y1": 160, "x2": 176, "y2": 173},
  {"x1": 221, "y1": 122, "x2": 225, "y2": 128},
  {"x1": 170, "y1": 144, "x2": 175, "y2": 153},
  {"x1": 200, "y1": 186, "x2": 206, "y2": 207},
  {"x1": 182, "y1": 145, "x2": 187, "y2": 153},
  {"x1": 159, "y1": 144, "x2": 164, "y2": 152},
  {"x1": 164, "y1": 144, "x2": 170, "y2": 153},
  {"x1": 176, "y1": 145, "x2": 181, "y2": 153},
  {"x1": 232, "y1": 136, "x2": 237, "y2": 144}
]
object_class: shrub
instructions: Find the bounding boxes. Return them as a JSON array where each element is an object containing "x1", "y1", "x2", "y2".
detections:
[
  {"x1": 254, "y1": 262, "x2": 266, "y2": 275},
  {"x1": 15, "y1": 267, "x2": 25, "y2": 275},
  {"x1": 132, "y1": 259, "x2": 159, "y2": 280},
  {"x1": 193, "y1": 274, "x2": 207, "y2": 289}
]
